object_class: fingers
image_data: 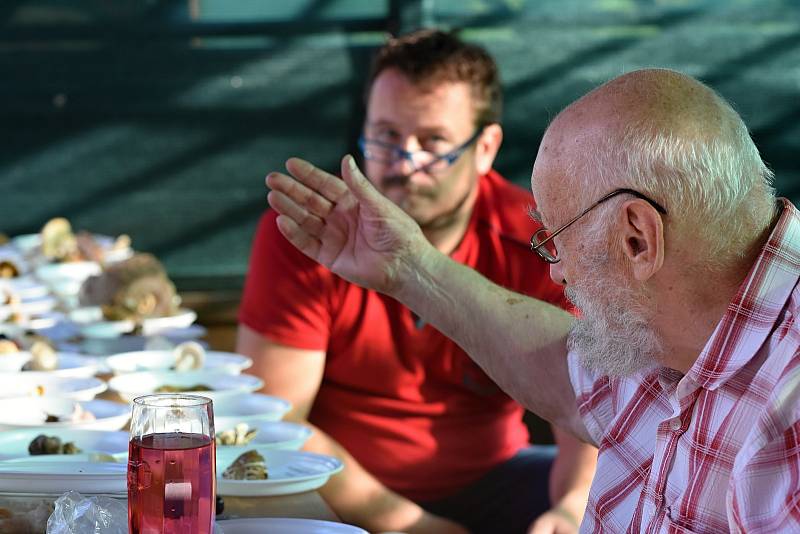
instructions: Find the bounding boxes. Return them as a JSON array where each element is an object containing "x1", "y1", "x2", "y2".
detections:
[
  {"x1": 266, "y1": 189, "x2": 325, "y2": 237},
  {"x1": 266, "y1": 171, "x2": 334, "y2": 220},
  {"x1": 285, "y1": 157, "x2": 350, "y2": 204},
  {"x1": 274, "y1": 214, "x2": 321, "y2": 261},
  {"x1": 340, "y1": 155, "x2": 385, "y2": 208}
]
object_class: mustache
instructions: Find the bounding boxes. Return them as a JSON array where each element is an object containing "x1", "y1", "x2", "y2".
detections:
[
  {"x1": 380, "y1": 174, "x2": 436, "y2": 198},
  {"x1": 381, "y1": 173, "x2": 410, "y2": 188}
]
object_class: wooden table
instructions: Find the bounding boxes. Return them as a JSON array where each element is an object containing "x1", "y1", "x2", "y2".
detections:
[{"x1": 221, "y1": 491, "x2": 338, "y2": 521}]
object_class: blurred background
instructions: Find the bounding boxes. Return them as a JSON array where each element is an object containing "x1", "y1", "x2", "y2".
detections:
[{"x1": 2, "y1": 0, "x2": 799, "y2": 340}]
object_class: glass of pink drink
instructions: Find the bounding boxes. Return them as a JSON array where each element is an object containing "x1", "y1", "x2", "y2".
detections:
[{"x1": 128, "y1": 394, "x2": 216, "y2": 534}]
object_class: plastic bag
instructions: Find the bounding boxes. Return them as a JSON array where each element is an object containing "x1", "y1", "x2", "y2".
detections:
[{"x1": 46, "y1": 491, "x2": 126, "y2": 534}]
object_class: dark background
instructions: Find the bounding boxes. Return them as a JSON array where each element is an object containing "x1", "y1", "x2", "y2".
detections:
[{"x1": 2, "y1": 0, "x2": 798, "y2": 290}]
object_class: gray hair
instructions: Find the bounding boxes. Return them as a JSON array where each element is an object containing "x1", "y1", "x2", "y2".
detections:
[{"x1": 575, "y1": 87, "x2": 776, "y2": 263}]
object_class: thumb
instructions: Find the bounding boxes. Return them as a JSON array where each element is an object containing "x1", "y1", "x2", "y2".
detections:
[{"x1": 340, "y1": 154, "x2": 386, "y2": 209}]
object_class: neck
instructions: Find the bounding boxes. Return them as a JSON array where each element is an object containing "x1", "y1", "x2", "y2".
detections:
[
  {"x1": 420, "y1": 180, "x2": 480, "y2": 254},
  {"x1": 656, "y1": 215, "x2": 778, "y2": 374}
]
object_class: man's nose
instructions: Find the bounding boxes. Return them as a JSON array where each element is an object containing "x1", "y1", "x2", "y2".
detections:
[{"x1": 389, "y1": 138, "x2": 422, "y2": 175}]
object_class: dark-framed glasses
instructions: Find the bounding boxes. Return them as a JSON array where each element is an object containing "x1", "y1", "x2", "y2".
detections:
[
  {"x1": 530, "y1": 188, "x2": 667, "y2": 264},
  {"x1": 357, "y1": 128, "x2": 483, "y2": 175}
]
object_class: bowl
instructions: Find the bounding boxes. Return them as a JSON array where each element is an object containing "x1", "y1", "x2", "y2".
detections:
[
  {"x1": 108, "y1": 370, "x2": 263, "y2": 402},
  {"x1": 0, "y1": 397, "x2": 130, "y2": 431},
  {"x1": 106, "y1": 349, "x2": 252, "y2": 374}
]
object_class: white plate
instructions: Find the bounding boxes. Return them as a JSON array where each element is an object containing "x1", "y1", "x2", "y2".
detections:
[
  {"x1": 215, "y1": 421, "x2": 311, "y2": 451},
  {"x1": 212, "y1": 393, "x2": 291, "y2": 423},
  {"x1": 0, "y1": 374, "x2": 106, "y2": 400},
  {"x1": 140, "y1": 309, "x2": 197, "y2": 335},
  {"x1": 69, "y1": 308, "x2": 198, "y2": 339},
  {"x1": 0, "y1": 460, "x2": 127, "y2": 495},
  {"x1": 35, "y1": 261, "x2": 101, "y2": 285},
  {"x1": 216, "y1": 447, "x2": 342, "y2": 497},
  {"x1": 10, "y1": 233, "x2": 42, "y2": 254},
  {"x1": 108, "y1": 370, "x2": 263, "y2": 402},
  {"x1": 0, "y1": 398, "x2": 130, "y2": 431},
  {"x1": 18, "y1": 352, "x2": 103, "y2": 378},
  {"x1": 107, "y1": 349, "x2": 252, "y2": 374},
  {"x1": 216, "y1": 518, "x2": 366, "y2": 534},
  {"x1": 17, "y1": 294, "x2": 58, "y2": 315},
  {"x1": 5, "y1": 276, "x2": 48, "y2": 299},
  {"x1": 0, "y1": 352, "x2": 32, "y2": 372},
  {"x1": 0, "y1": 428, "x2": 129, "y2": 461},
  {"x1": 60, "y1": 327, "x2": 209, "y2": 357}
]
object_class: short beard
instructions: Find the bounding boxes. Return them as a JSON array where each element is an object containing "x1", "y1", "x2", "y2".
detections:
[{"x1": 565, "y1": 258, "x2": 662, "y2": 377}]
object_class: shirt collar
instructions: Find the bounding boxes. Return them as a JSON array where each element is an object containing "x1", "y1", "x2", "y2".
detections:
[{"x1": 688, "y1": 198, "x2": 800, "y2": 389}]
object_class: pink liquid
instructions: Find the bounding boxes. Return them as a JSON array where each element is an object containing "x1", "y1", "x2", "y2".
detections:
[{"x1": 128, "y1": 433, "x2": 216, "y2": 534}]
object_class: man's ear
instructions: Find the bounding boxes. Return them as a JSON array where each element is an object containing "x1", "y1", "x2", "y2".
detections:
[
  {"x1": 475, "y1": 123, "x2": 503, "y2": 175},
  {"x1": 618, "y1": 199, "x2": 664, "y2": 281}
]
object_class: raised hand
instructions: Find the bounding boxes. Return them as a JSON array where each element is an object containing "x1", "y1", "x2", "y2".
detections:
[{"x1": 266, "y1": 155, "x2": 428, "y2": 295}]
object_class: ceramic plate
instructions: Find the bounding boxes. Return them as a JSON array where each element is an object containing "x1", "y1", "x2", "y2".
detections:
[
  {"x1": 216, "y1": 448, "x2": 342, "y2": 497},
  {"x1": 215, "y1": 518, "x2": 366, "y2": 534},
  {"x1": 108, "y1": 370, "x2": 263, "y2": 402},
  {"x1": 212, "y1": 393, "x2": 291, "y2": 423},
  {"x1": 61, "y1": 326, "x2": 208, "y2": 356},
  {"x1": 106, "y1": 349, "x2": 252, "y2": 374},
  {"x1": 5, "y1": 276, "x2": 48, "y2": 299},
  {"x1": 0, "y1": 352, "x2": 32, "y2": 372},
  {"x1": 16, "y1": 352, "x2": 103, "y2": 378},
  {"x1": 0, "y1": 428, "x2": 129, "y2": 461},
  {"x1": 0, "y1": 374, "x2": 106, "y2": 400},
  {"x1": 215, "y1": 420, "x2": 311, "y2": 451},
  {"x1": 0, "y1": 398, "x2": 130, "y2": 431},
  {"x1": 141, "y1": 309, "x2": 197, "y2": 335},
  {"x1": 0, "y1": 460, "x2": 127, "y2": 495}
]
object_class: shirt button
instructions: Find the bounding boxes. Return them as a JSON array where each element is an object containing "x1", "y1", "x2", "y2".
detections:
[{"x1": 670, "y1": 418, "x2": 682, "y2": 431}]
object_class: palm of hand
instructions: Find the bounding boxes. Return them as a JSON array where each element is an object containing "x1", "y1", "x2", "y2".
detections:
[{"x1": 268, "y1": 156, "x2": 423, "y2": 295}]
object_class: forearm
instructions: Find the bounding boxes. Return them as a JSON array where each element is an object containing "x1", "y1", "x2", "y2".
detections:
[
  {"x1": 395, "y1": 242, "x2": 586, "y2": 436},
  {"x1": 548, "y1": 428, "x2": 597, "y2": 525},
  {"x1": 301, "y1": 422, "x2": 435, "y2": 532}
]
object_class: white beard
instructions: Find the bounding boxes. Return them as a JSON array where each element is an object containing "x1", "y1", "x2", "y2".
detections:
[{"x1": 565, "y1": 260, "x2": 662, "y2": 377}]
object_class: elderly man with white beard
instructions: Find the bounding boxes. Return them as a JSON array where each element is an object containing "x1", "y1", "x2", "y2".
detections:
[{"x1": 264, "y1": 68, "x2": 800, "y2": 532}]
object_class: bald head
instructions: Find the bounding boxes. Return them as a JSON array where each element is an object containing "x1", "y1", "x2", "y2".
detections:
[{"x1": 533, "y1": 68, "x2": 775, "y2": 263}]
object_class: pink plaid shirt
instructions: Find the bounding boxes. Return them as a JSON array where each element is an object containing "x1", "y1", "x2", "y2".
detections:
[{"x1": 569, "y1": 198, "x2": 800, "y2": 533}]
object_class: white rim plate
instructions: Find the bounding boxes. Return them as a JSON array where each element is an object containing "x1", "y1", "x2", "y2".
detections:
[
  {"x1": 0, "y1": 428, "x2": 129, "y2": 461},
  {"x1": 215, "y1": 420, "x2": 312, "y2": 451},
  {"x1": 0, "y1": 398, "x2": 130, "y2": 431},
  {"x1": 0, "y1": 374, "x2": 107, "y2": 400},
  {"x1": 216, "y1": 448, "x2": 343, "y2": 497},
  {"x1": 0, "y1": 460, "x2": 127, "y2": 494},
  {"x1": 215, "y1": 518, "x2": 366, "y2": 534},
  {"x1": 14, "y1": 352, "x2": 104, "y2": 378},
  {"x1": 106, "y1": 349, "x2": 252, "y2": 374},
  {"x1": 109, "y1": 370, "x2": 263, "y2": 402}
]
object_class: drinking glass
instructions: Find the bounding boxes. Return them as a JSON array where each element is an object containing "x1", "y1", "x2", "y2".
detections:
[{"x1": 128, "y1": 394, "x2": 216, "y2": 534}]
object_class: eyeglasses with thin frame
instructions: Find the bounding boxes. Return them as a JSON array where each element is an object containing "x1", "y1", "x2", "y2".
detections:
[
  {"x1": 530, "y1": 188, "x2": 668, "y2": 264},
  {"x1": 357, "y1": 127, "x2": 483, "y2": 175}
]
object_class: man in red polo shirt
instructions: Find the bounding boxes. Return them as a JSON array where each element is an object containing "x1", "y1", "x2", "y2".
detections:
[{"x1": 238, "y1": 30, "x2": 597, "y2": 534}]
